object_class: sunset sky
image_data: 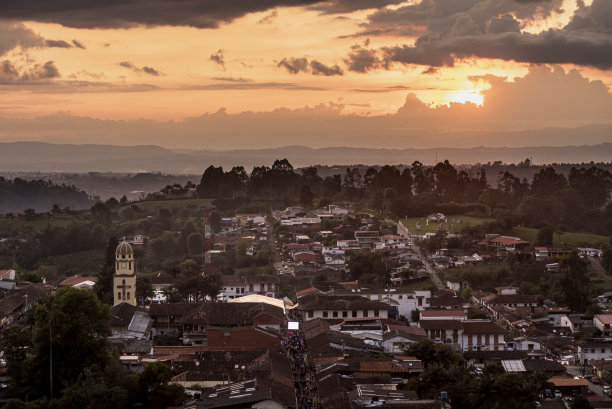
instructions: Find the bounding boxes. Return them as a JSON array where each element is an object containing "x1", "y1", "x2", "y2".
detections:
[{"x1": 1, "y1": 0, "x2": 611, "y2": 149}]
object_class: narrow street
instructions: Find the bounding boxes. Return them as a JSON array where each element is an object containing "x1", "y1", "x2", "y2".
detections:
[
  {"x1": 397, "y1": 219, "x2": 445, "y2": 291},
  {"x1": 565, "y1": 365, "x2": 611, "y2": 400}
]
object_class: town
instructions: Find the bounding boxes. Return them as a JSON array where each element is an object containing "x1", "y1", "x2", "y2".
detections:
[{"x1": 0, "y1": 159, "x2": 611, "y2": 409}]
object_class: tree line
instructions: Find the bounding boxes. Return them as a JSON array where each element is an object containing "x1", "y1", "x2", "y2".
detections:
[{"x1": 192, "y1": 159, "x2": 612, "y2": 236}]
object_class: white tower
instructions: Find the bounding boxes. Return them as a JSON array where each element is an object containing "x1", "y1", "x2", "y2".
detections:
[{"x1": 113, "y1": 241, "x2": 136, "y2": 306}]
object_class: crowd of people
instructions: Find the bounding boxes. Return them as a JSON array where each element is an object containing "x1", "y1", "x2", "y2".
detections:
[{"x1": 281, "y1": 310, "x2": 322, "y2": 409}]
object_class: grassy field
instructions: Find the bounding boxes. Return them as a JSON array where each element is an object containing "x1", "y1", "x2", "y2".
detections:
[
  {"x1": 401, "y1": 215, "x2": 494, "y2": 235},
  {"x1": 513, "y1": 226, "x2": 610, "y2": 248},
  {"x1": 0, "y1": 216, "x2": 76, "y2": 234}
]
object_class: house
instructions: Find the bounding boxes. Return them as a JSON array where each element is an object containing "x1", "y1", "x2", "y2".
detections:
[
  {"x1": 149, "y1": 302, "x2": 195, "y2": 338},
  {"x1": 577, "y1": 341, "x2": 612, "y2": 365},
  {"x1": 461, "y1": 320, "x2": 508, "y2": 352},
  {"x1": 594, "y1": 314, "x2": 612, "y2": 337},
  {"x1": 445, "y1": 276, "x2": 468, "y2": 292},
  {"x1": 184, "y1": 377, "x2": 295, "y2": 408},
  {"x1": 218, "y1": 274, "x2": 279, "y2": 301},
  {"x1": 354, "y1": 230, "x2": 380, "y2": 247},
  {"x1": 180, "y1": 302, "x2": 285, "y2": 347},
  {"x1": 426, "y1": 213, "x2": 446, "y2": 224},
  {"x1": 419, "y1": 319, "x2": 463, "y2": 344},
  {"x1": 577, "y1": 248, "x2": 603, "y2": 257},
  {"x1": 420, "y1": 309, "x2": 466, "y2": 321},
  {"x1": 298, "y1": 292, "x2": 390, "y2": 321},
  {"x1": 109, "y1": 302, "x2": 152, "y2": 339},
  {"x1": 0, "y1": 283, "x2": 52, "y2": 328},
  {"x1": 482, "y1": 234, "x2": 530, "y2": 252},
  {"x1": 149, "y1": 273, "x2": 181, "y2": 303},
  {"x1": 546, "y1": 308, "x2": 571, "y2": 326},
  {"x1": 340, "y1": 289, "x2": 431, "y2": 321},
  {"x1": 559, "y1": 314, "x2": 583, "y2": 333},
  {"x1": 382, "y1": 330, "x2": 426, "y2": 354},
  {"x1": 0, "y1": 269, "x2": 15, "y2": 280},
  {"x1": 59, "y1": 274, "x2": 97, "y2": 289}
]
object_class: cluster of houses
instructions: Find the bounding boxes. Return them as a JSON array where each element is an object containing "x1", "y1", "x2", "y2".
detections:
[{"x1": 1, "y1": 204, "x2": 611, "y2": 407}]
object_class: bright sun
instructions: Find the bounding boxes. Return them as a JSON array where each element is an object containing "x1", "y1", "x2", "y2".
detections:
[{"x1": 447, "y1": 90, "x2": 485, "y2": 106}]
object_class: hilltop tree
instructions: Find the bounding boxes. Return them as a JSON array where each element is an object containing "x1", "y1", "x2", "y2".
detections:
[{"x1": 94, "y1": 235, "x2": 119, "y2": 305}]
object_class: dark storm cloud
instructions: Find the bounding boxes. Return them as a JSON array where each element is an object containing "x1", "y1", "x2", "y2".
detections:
[
  {"x1": 0, "y1": 0, "x2": 326, "y2": 29},
  {"x1": 0, "y1": 22, "x2": 45, "y2": 56},
  {"x1": 45, "y1": 40, "x2": 72, "y2": 48},
  {"x1": 0, "y1": 59, "x2": 60, "y2": 84},
  {"x1": 119, "y1": 61, "x2": 162, "y2": 76},
  {"x1": 277, "y1": 57, "x2": 343, "y2": 76},
  {"x1": 210, "y1": 50, "x2": 225, "y2": 69},
  {"x1": 343, "y1": 42, "x2": 384, "y2": 73},
  {"x1": 142, "y1": 66, "x2": 160, "y2": 76},
  {"x1": 310, "y1": 60, "x2": 343, "y2": 76},
  {"x1": 357, "y1": 0, "x2": 612, "y2": 69},
  {"x1": 308, "y1": 0, "x2": 404, "y2": 14},
  {"x1": 277, "y1": 57, "x2": 309, "y2": 74}
]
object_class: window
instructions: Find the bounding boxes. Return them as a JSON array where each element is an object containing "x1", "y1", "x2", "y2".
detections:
[
  {"x1": 117, "y1": 292, "x2": 121, "y2": 300},
  {"x1": 352, "y1": 311, "x2": 357, "y2": 318},
  {"x1": 399, "y1": 295, "x2": 403, "y2": 299},
  {"x1": 342, "y1": 311, "x2": 348, "y2": 318},
  {"x1": 363, "y1": 310, "x2": 368, "y2": 318},
  {"x1": 333, "y1": 311, "x2": 338, "y2": 318},
  {"x1": 374, "y1": 310, "x2": 379, "y2": 316},
  {"x1": 323, "y1": 311, "x2": 328, "y2": 318},
  {"x1": 602, "y1": 348, "x2": 606, "y2": 353},
  {"x1": 308, "y1": 311, "x2": 313, "y2": 318},
  {"x1": 127, "y1": 292, "x2": 130, "y2": 300},
  {"x1": 223, "y1": 331, "x2": 230, "y2": 336}
]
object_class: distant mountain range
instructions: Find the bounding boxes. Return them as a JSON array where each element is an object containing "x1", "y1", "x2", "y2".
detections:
[{"x1": 0, "y1": 140, "x2": 611, "y2": 174}]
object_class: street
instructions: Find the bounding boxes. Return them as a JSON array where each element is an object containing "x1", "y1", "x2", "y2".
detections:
[{"x1": 565, "y1": 365, "x2": 611, "y2": 400}]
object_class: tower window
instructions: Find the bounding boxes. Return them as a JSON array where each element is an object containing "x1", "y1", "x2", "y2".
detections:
[
  {"x1": 127, "y1": 292, "x2": 130, "y2": 300},
  {"x1": 118, "y1": 292, "x2": 121, "y2": 300}
]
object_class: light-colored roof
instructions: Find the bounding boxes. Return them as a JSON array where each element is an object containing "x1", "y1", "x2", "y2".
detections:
[
  {"x1": 595, "y1": 314, "x2": 612, "y2": 325},
  {"x1": 116, "y1": 241, "x2": 133, "y2": 257},
  {"x1": 59, "y1": 274, "x2": 98, "y2": 287},
  {"x1": 228, "y1": 294, "x2": 296, "y2": 310}
]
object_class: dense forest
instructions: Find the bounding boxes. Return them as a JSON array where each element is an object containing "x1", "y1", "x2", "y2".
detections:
[{"x1": 0, "y1": 177, "x2": 95, "y2": 214}]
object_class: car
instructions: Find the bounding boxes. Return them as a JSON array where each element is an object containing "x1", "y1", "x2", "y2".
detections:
[
  {"x1": 603, "y1": 385, "x2": 610, "y2": 392},
  {"x1": 474, "y1": 367, "x2": 483, "y2": 375},
  {"x1": 554, "y1": 390, "x2": 562, "y2": 399},
  {"x1": 591, "y1": 376, "x2": 600, "y2": 384},
  {"x1": 544, "y1": 389, "x2": 553, "y2": 399}
]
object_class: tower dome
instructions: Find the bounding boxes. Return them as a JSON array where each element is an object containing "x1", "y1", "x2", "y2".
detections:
[{"x1": 116, "y1": 241, "x2": 133, "y2": 259}]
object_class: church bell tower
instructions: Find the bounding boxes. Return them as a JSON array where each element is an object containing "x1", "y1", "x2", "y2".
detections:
[{"x1": 113, "y1": 240, "x2": 136, "y2": 306}]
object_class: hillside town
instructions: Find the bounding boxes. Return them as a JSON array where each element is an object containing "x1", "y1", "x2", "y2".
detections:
[{"x1": 1, "y1": 199, "x2": 612, "y2": 409}]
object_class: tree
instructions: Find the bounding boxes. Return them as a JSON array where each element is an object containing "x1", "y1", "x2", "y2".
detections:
[
  {"x1": 91, "y1": 202, "x2": 111, "y2": 225},
  {"x1": 136, "y1": 276, "x2": 155, "y2": 305},
  {"x1": 94, "y1": 236, "x2": 119, "y2": 305},
  {"x1": 570, "y1": 395, "x2": 594, "y2": 409},
  {"x1": 299, "y1": 185, "x2": 314, "y2": 208},
  {"x1": 559, "y1": 250, "x2": 592, "y2": 313},
  {"x1": 537, "y1": 225, "x2": 554, "y2": 246},
  {"x1": 24, "y1": 287, "x2": 113, "y2": 400}
]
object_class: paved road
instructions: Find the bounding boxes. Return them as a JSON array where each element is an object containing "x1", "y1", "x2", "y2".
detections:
[
  {"x1": 396, "y1": 218, "x2": 445, "y2": 291},
  {"x1": 566, "y1": 365, "x2": 611, "y2": 400}
]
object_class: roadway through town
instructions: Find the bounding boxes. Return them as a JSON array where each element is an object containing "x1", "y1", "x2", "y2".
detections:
[
  {"x1": 565, "y1": 365, "x2": 611, "y2": 401},
  {"x1": 397, "y1": 219, "x2": 445, "y2": 291}
]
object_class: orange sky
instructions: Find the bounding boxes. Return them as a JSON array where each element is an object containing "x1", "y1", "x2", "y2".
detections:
[{"x1": 0, "y1": 0, "x2": 611, "y2": 148}]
